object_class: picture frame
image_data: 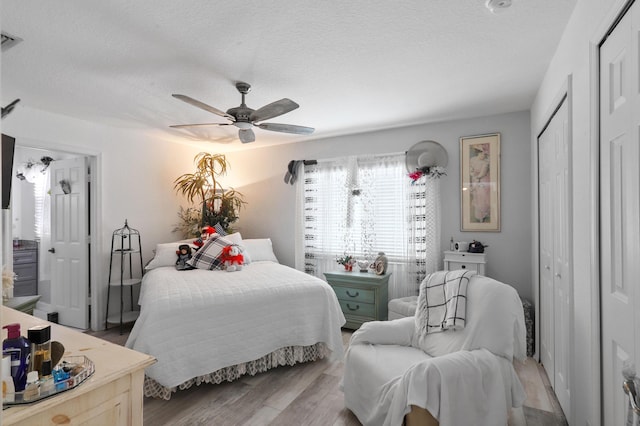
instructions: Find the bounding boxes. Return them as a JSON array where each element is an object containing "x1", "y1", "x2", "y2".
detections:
[{"x1": 460, "y1": 133, "x2": 500, "y2": 232}]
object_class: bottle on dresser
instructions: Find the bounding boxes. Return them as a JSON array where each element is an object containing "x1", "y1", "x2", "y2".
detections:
[{"x1": 2, "y1": 323, "x2": 31, "y2": 392}]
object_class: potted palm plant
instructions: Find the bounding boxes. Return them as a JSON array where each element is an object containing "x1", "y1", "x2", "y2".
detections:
[{"x1": 174, "y1": 152, "x2": 246, "y2": 237}]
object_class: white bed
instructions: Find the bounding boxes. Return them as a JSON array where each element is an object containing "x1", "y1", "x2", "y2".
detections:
[{"x1": 125, "y1": 245, "x2": 346, "y2": 400}]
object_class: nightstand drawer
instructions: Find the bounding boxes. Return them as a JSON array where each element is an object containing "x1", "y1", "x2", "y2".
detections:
[
  {"x1": 13, "y1": 250, "x2": 37, "y2": 265},
  {"x1": 338, "y1": 300, "x2": 375, "y2": 318},
  {"x1": 333, "y1": 286, "x2": 375, "y2": 304},
  {"x1": 443, "y1": 251, "x2": 487, "y2": 276},
  {"x1": 444, "y1": 252, "x2": 484, "y2": 263},
  {"x1": 447, "y1": 261, "x2": 481, "y2": 273},
  {"x1": 324, "y1": 270, "x2": 390, "y2": 329}
]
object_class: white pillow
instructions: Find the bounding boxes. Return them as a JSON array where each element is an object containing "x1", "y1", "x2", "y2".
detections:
[
  {"x1": 224, "y1": 232, "x2": 243, "y2": 245},
  {"x1": 240, "y1": 238, "x2": 278, "y2": 263},
  {"x1": 146, "y1": 241, "x2": 196, "y2": 270}
]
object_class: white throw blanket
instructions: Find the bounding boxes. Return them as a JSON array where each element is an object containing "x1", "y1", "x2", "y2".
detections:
[
  {"x1": 126, "y1": 262, "x2": 345, "y2": 389},
  {"x1": 344, "y1": 318, "x2": 526, "y2": 426},
  {"x1": 415, "y1": 269, "x2": 476, "y2": 334},
  {"x1": 383, "y1": 348, "x2": 524, "y2": 426},
  {"x1": 343, "y1": 274, "x2": 527, "y2": 426}
]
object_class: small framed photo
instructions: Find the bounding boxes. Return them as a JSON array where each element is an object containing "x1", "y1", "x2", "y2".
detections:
[{"x1": 460, "y1": 133, "x2": 500, "y2": 232}]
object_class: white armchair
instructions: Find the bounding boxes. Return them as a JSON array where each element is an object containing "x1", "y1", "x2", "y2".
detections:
[{"x1": 342, "y1": 273, "x2": 527, "y2": 426}]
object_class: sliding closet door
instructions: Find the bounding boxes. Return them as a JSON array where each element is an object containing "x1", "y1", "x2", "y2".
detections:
[
  {"x1": 600, "y1": 2, "x2": 640, "y2": 424},
  {"x1": 538, "y1": 96, "x2": 572, "y2": 421}
]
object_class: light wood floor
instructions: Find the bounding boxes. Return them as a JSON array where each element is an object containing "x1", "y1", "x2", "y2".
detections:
[{"x1": 87, "y1": 327, "x2": 567, "y2": 426}]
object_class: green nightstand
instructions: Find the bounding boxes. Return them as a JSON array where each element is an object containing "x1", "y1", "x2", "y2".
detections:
[{"x1": 324, "y1": 270, "x2": 390, "y2": 330}]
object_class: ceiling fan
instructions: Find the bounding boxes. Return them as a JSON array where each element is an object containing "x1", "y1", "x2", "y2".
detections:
[{"x1": 170, "y1": 82, "x2": 314, "y2": 143}]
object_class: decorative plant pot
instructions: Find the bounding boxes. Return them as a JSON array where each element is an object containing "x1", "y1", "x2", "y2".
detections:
[{"x1": 344, "y1": 263, "x2": 353, "y2": 272}]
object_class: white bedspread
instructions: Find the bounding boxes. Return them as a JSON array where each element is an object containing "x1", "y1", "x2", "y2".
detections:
[{"x1": 125, "y1": 262, "x2": 346, "y2": 389}]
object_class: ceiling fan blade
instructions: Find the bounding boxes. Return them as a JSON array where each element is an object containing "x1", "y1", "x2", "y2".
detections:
[
  {"x1": 169, "y1": 123, "x2": 232, "y2": 128},
  {"x1": 257, "y1": 123, "x2": 315, "y2": 135},
  {"x1": 250, "y1": 98, "x2": 299, "y2": 122},
  {"x1": 172, "y1": 94, "x2": 235, "y2": 121},
  {"x1": 239, "y1": 128, "x2": 255, "y2": 143}
]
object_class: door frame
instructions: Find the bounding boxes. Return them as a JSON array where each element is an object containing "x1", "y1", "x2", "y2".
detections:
[
  {"x1": 591, "y1": 0, "x2": 637, "y2": 423},
  {"x1": 534, "y1": 75, "x2": 574, "y2": 421},
  {"x1": 15, "y1": 138, "x2": 103, "y2": 331}
]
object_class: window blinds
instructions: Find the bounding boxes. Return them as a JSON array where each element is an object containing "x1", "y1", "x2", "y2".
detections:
[{"x1": 302, "y1": 153, "x2": 441, "y2": 298}]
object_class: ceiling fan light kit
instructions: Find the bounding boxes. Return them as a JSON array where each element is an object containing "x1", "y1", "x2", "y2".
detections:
[{"x1": 171, "y1": 82, "x2": 314, "y2": 143}]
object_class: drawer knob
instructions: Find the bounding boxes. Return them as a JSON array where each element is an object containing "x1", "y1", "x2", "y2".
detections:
[
  {"x1": 48, "y1": 248, "x2": 56, "y2": 254},
  {"x1": 346, "y1": 290, "x2": 359, "y2": 298},
  {"x1": 346, "y1": 303, "x2": 360, "y2": 311},
  {"x1": 461, "y1": 265, "x2": 466, "y2": 269}
]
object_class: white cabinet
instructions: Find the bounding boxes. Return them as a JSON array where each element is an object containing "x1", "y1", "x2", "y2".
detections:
[{"x1": 443, "y1": 251, "x2": 486, "y2": 275}]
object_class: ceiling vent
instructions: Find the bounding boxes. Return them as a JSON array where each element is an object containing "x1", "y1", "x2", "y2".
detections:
[{"x1": 1, "y1": 31, "x2": 23, "y2": 52}]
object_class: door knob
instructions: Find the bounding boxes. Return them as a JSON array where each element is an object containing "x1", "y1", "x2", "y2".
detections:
[{"x1": 48, "y1": 248, "x2": 55, "y2": 253}]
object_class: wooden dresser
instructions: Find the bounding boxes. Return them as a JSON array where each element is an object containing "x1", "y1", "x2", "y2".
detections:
[
  {"x1": 324, "y1": 270, "x2": 390, "y2": 330},
  {"x1": 1, "y1": 306, "x2": 155, "y2": 425}
]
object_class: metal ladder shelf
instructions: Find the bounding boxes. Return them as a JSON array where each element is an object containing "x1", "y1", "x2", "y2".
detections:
[{"x1": 105, "y1": 219, "x2": 143, "y2": 334}]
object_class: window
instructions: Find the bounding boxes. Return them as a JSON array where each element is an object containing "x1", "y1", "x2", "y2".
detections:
[{"x1": 300, "y1": 153, "x2": 441, "y2": 299}]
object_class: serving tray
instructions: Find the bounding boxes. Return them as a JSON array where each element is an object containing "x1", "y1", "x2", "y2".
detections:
[{"x1": 2, "y1": 355, "x2": 95, "y2": 406}]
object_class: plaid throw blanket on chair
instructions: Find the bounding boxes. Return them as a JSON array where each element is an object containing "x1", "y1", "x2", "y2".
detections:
[{"x1": 416, "y1": 269, "x2": 477, "y2": 335}]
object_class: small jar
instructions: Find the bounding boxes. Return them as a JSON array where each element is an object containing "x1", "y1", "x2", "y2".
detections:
[{"x1": 23, "y1": 371, "x2": 40, "y2": 401}]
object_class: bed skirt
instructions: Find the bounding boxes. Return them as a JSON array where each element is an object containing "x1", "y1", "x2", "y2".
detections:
[{"x1": 143, "y1": 342, "x2": 330, "y2": 400}]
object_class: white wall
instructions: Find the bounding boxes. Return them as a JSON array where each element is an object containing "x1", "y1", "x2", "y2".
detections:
[
  {"x1": 530, "y1": 0, "x2": 626, "y2": 424},
  {"x1": 2, "y1": 106, "x2": 203, "y2": 329},
  {"x1": 2, "y1": 106, "x2": 532, "y2": 325},
  {"x1": 226, "y1": 110, "x2": 533, "y2": 300}
]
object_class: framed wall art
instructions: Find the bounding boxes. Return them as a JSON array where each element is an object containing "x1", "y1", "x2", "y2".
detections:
[{"x1": 460, "y1": 133, "x2": 500, "y2": 231}]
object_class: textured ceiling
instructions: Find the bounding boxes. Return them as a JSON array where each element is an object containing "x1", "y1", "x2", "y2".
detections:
[{"x1": 0, "y1": 0, "x2": 577, "y2": 150}]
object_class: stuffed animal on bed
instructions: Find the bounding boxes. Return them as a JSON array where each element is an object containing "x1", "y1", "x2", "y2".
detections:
[
  {"x1": 193, "y1": 225, "x2": 217, "y2": 249},
  {"x1": 175, "y1": 244, "x2": 195, "y2": 270},
  {"x1": 220, "y1": 244, "x2": 244, "y2": 272}
]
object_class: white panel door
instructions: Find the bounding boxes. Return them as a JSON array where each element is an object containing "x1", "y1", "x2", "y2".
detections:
[
  {"x1": 600, "y1": 2, "x2": 640, "y2": 424},
  {"x1": 538, "y1": 97, "x2": 572, "y2": 421},
  {"x1": 539, "y1": 114, "x2": 555, "y2": 385},
  {"x1": 49, "y1": 157, "x2": 89, "y2": 329}
]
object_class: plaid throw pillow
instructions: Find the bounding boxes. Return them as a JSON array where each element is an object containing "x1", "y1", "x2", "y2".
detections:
[
  {"x1": 213, "y1": 222, "x2": 228, "y2": 236},
  {"x1": 187, "y1": 234, "x2": 233, "y2": 270}
]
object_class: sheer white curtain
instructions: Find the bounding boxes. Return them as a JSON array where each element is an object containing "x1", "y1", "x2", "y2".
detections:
[
  {"x1": 296, "y1": 153, "x2": 442, "y2": 300},
  {"x1": 405, "y1": 171, "x2": 441, "y2": 297},
  {"x1": 33, "y1": 170, "x2": 51, "y2": 281}
]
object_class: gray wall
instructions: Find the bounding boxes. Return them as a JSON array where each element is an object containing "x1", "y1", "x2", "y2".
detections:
[{"x1": 225, "y1": 110, "x2": 533, "y2": 300}]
